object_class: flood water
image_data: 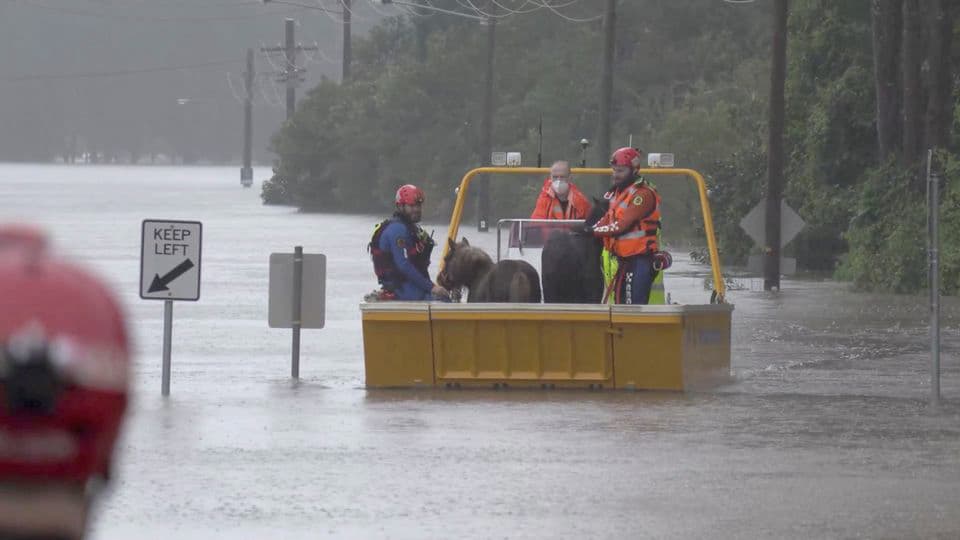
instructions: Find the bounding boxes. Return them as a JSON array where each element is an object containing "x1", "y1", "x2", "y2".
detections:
[{"x1": 0, "y1": 164, "x2": 957, "y2": 539}]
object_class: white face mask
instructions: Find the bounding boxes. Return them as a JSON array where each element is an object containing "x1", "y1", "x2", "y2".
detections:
[{"x1": 551, "y1": 179, "x2": 570, "y2": 197}]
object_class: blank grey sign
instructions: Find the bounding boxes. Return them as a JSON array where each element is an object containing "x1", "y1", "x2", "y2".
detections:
[{"x1": 268, "y1": 252, "x2": 327, "y2": 329}]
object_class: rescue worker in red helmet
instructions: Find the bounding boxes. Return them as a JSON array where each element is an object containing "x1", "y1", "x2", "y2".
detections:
[
  {"x1": 0, "y1": 224, "x2": 130, "y2": 540},
  {"x1": 586, "y1": 147, "x2": 664, "y2": 304},
  {"x1": 530, "y1": 161, "x2": 592, "y2": 221},
  {"x1": 368, "y1": 185, "x2": 449, "y2": 301}
]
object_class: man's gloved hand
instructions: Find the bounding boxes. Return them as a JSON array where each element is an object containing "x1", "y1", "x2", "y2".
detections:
[
  {"x1": 579, "y1": 224, "x2": 594, "y2": 235},
  {"x1": 431, "y1": 284, "x2": 449, "y2": 299},
  {"x1": 652, "y1": 251, "x2": 673, "y2": 271}
]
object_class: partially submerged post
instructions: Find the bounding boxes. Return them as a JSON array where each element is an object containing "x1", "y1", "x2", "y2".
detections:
[
  {"x1": 268, "y1": 248, "x2": 327, "y2": 380},
  {"x1": 927, "y1": 150, "x2": 941, "y2": 406}
]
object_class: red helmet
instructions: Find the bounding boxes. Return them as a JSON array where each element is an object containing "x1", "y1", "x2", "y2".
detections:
[
  {"x1": 0, "y1": 227, "x2": 129, "y2": 483},
  {"x1": 395, "y1": 184, "x2": 425, "y2": 206},
  {"x1": 610, "y1": 147, "x2": 644, "y2": 169},
  {"x1": 0, "y1": 223, "x2": 47, "y2": 255}
]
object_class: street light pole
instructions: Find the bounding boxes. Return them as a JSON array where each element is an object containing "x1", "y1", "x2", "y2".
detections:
[
  {"x1": 242, "y1": 48, "x2": 254, "y2": 187},
  {"x1": 285, "y1": 18, "x2": 296, "y2": 120},
  {"x1": 342, "y1": 0, "x2": 352, "y2": 81},
  {"x1": 478, "y1": 8, "x2": 495, "y2": 232}
]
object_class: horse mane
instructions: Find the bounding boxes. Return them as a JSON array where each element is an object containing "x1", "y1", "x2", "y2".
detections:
[
  {"x1": 540, "y1": 196, "x2": 607, "y2": 303},
  {"x1": 584, "y1": 196, "x2": 608, "y2": 228}
]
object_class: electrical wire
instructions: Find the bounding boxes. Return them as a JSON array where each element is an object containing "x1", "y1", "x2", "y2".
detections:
[
  {"x1": 297, "y1": 0, "x2": 346, "y2": 23},
  {"x1": 260, "y1": 43, "x2": 290, "y2": 72},
  {"x1": 18, "y1": 0, "x2": 307, "y2": 22},
  {"x1": 1, "y1": 59, "x2": 242, "y2": 83},
  {"x1": 336, "y1": 0, "x2": 373, "y2": 22},
  {"x1": 455, "y1": 0, "x2": 513, "y2": 19},
  {"x1": 522, "y1": 0, "x2": 601, "y2": 22},
  {"x1": 487, "y1": 0, "x2": 547, "y2": 15},
  {"x1": 364, "y1": 0, "x2": 400, "y2": 17},
  {"x1": 302, "y1": 43, "x2": 339, "y2": 65},
  {"x1": 257, "y1": 77, "x2": 283, "y2": 107},
  {"x1": 225, "y1": 72, "x2": 248, "y2": 104}
]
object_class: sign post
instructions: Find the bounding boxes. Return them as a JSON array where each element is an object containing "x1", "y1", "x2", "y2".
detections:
[
  {"x1": 140, "y1": 219, "x2": 202, "y2": 396},
  {"x1": 927, "y1": 150, "x2": 941, "y2": 407},
  {"x1": 292, "y1": 246, "x2": 303, "y2": 379},
  {"x1": 269, "y1": 249, "x2": 326, "y2": 379}
]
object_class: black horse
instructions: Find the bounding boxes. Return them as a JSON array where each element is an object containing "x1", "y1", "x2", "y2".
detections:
[{"x1": 541, "y1": 197, "x2": 608, "y2": 303}]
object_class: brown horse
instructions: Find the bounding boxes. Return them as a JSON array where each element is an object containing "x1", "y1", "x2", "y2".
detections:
[{"x1": 438, "y1": 238, "x2": 542, "y2": 302}]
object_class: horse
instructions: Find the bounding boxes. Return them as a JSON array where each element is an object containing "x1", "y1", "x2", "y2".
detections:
[
  {"x1": 438, "y1": 237, "x2": 542, "y2": 302},
  {"x1": 540, "y1": 197, "x2": 608, "y2": 303}
]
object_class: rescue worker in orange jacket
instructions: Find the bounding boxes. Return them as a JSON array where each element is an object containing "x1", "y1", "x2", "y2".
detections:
[
  {"x1": 587, "y1": 147, "x2": 663, "y2": 304},
  {"x1": 530, "y1": 160, "x2": 592, "y2": 220}
]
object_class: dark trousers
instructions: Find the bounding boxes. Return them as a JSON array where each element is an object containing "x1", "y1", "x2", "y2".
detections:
[{"x1": 617, "y1": 254, "x2": 656, "y2": 305}]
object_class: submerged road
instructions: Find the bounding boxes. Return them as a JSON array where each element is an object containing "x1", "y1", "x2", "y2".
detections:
[{"x1": 0, "y1": 164, "x2": 956, "y2": 539}]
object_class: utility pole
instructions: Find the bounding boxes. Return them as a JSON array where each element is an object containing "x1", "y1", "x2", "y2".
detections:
[
  {"x1": 764, "y1": 0, "x2": 788, "y2": 291},
  {"x1": 342, "y1": 0, "x2": 352, "y2": 81},
  {"x1": 241, "y1": 48, "x2": 254, "y2": 187},
  {"x1": 597, "y1": 0, "x2": 615, "y2": 176},
  {"x1": 261, "y1": 19, "x2": 318, "y2": 121},
  {"x1": 477, "y1": 6, "x2": 495, "y2": 232},
  {"x1": 284, "y1": 18, "x2": 296, "y2": 119}
]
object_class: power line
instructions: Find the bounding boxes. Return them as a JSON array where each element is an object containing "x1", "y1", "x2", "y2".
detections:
[
  {"x1": 1, "y1": 59, "x2": 242, "y2": 83},
  {"x1": 336, "y1": 0, "x2": 373, "y2": 22},
  {"x1": 16, "y1": 0, "x2": 308, "y2": 22},
  {"x1": 378, "y1": 0, "x2": 598, "y2": 23},
  {"x1": 522, "y1": 0, "x2": 601, "y2": 22}
]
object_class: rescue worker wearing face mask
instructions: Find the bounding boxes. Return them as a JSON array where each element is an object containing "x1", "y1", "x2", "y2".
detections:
[
  {"x1": 0, "y1": 224, "x2": 131, "y2": 540},
  {"x1": 530, "y1": 160, "x2": 592, "y2": 220},
  {"x1": 368, "y1": 184, "x2": 449, "y2": 301},
  {"x1": 586, "y1": 147, "x2": 671, "y2": 305}
]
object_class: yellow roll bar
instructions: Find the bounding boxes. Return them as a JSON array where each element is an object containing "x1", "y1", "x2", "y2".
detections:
[{"x1": 440, "y1": 167, "x2": 726, "y2": 303}]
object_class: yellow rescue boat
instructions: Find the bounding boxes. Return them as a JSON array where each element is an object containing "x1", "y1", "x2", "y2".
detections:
[{"x1": 361, "y1": 166, "x2": 731, "y2": 391}]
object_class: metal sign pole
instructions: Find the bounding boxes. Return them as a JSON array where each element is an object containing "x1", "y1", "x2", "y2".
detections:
[
  {"x1": 927, "y1": 150, "x2": 941, "y2": 406},
  {"x1": 291, "y1": 245, "x2": 303, "y2": 379},
  {"x1": 162, "y1": 300, "x2": 173, "y2": 396}
]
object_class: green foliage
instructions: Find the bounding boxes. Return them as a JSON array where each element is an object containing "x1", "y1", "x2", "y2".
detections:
[
  {"x1": 835, "y1": 164, "x2": 926, "y2": 292},
  {"x1": 935, "y1": 153, "x2": 960, "y2": 294},
  {"x1": 262, "y1": 4, "x2": 770, "y2": 225},
  {"x1": 784, "y1": 0, "x2": 875, "y2": 272},
  {"x1": 702, "y1": 147, "x2": 767, "y2": 266},
  {"x1": 262, "y1": 0, "x2": 959, "y2": 294},
  {"x1": 836, "y1": 154, "x2": 959, "y2": 295}
]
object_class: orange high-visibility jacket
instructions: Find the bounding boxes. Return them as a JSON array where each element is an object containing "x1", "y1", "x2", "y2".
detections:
[
  {"x1": 592, "y1": 180, "x2": 661, "y2": 257},
  {"x1": 530, "y1": 178, "x2": 592, "y2": 220}
]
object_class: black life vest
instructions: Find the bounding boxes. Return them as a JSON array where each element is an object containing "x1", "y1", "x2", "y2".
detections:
[{"x1": 368, "y1": 216, "x2": 434, "y2": 291}]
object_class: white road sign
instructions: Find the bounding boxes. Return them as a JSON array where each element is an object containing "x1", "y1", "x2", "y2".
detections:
[
  {"x1": 739, "y1": 200, "x2": 806, "y2": 249},
  {"x1": 140, "y1": 220, "x2": 202, "y2": 301}
]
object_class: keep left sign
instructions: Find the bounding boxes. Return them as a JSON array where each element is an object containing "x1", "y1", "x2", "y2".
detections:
[{"x1": 140, "y1": 219, "x2": 202, "y2": 301}]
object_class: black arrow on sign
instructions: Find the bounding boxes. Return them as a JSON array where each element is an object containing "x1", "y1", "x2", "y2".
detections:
[{"x1": 148, "y1": 259, "x2": 195, "y2": 293}]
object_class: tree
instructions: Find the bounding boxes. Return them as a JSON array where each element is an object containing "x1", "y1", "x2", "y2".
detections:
[
  {"x1": 901, "y1": 0, "x2": 923, "y2": 172},
  {"x1": 923, "y1": 0, "x2": 955, "y2": 153},
  {"x1": 871, "y1": 0, "x2": 901, "y2": 162}
]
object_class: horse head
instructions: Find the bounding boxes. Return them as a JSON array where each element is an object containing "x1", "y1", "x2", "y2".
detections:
[
  {"x1": 438, "y1": 237, "x2": 492, "y2": 293},
  {"x1": 585, "y1": 196, "x2": 609, "y2": 228},
  {"x1": 438, "y1": 237, "x2": 468, "y2": 290}
]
